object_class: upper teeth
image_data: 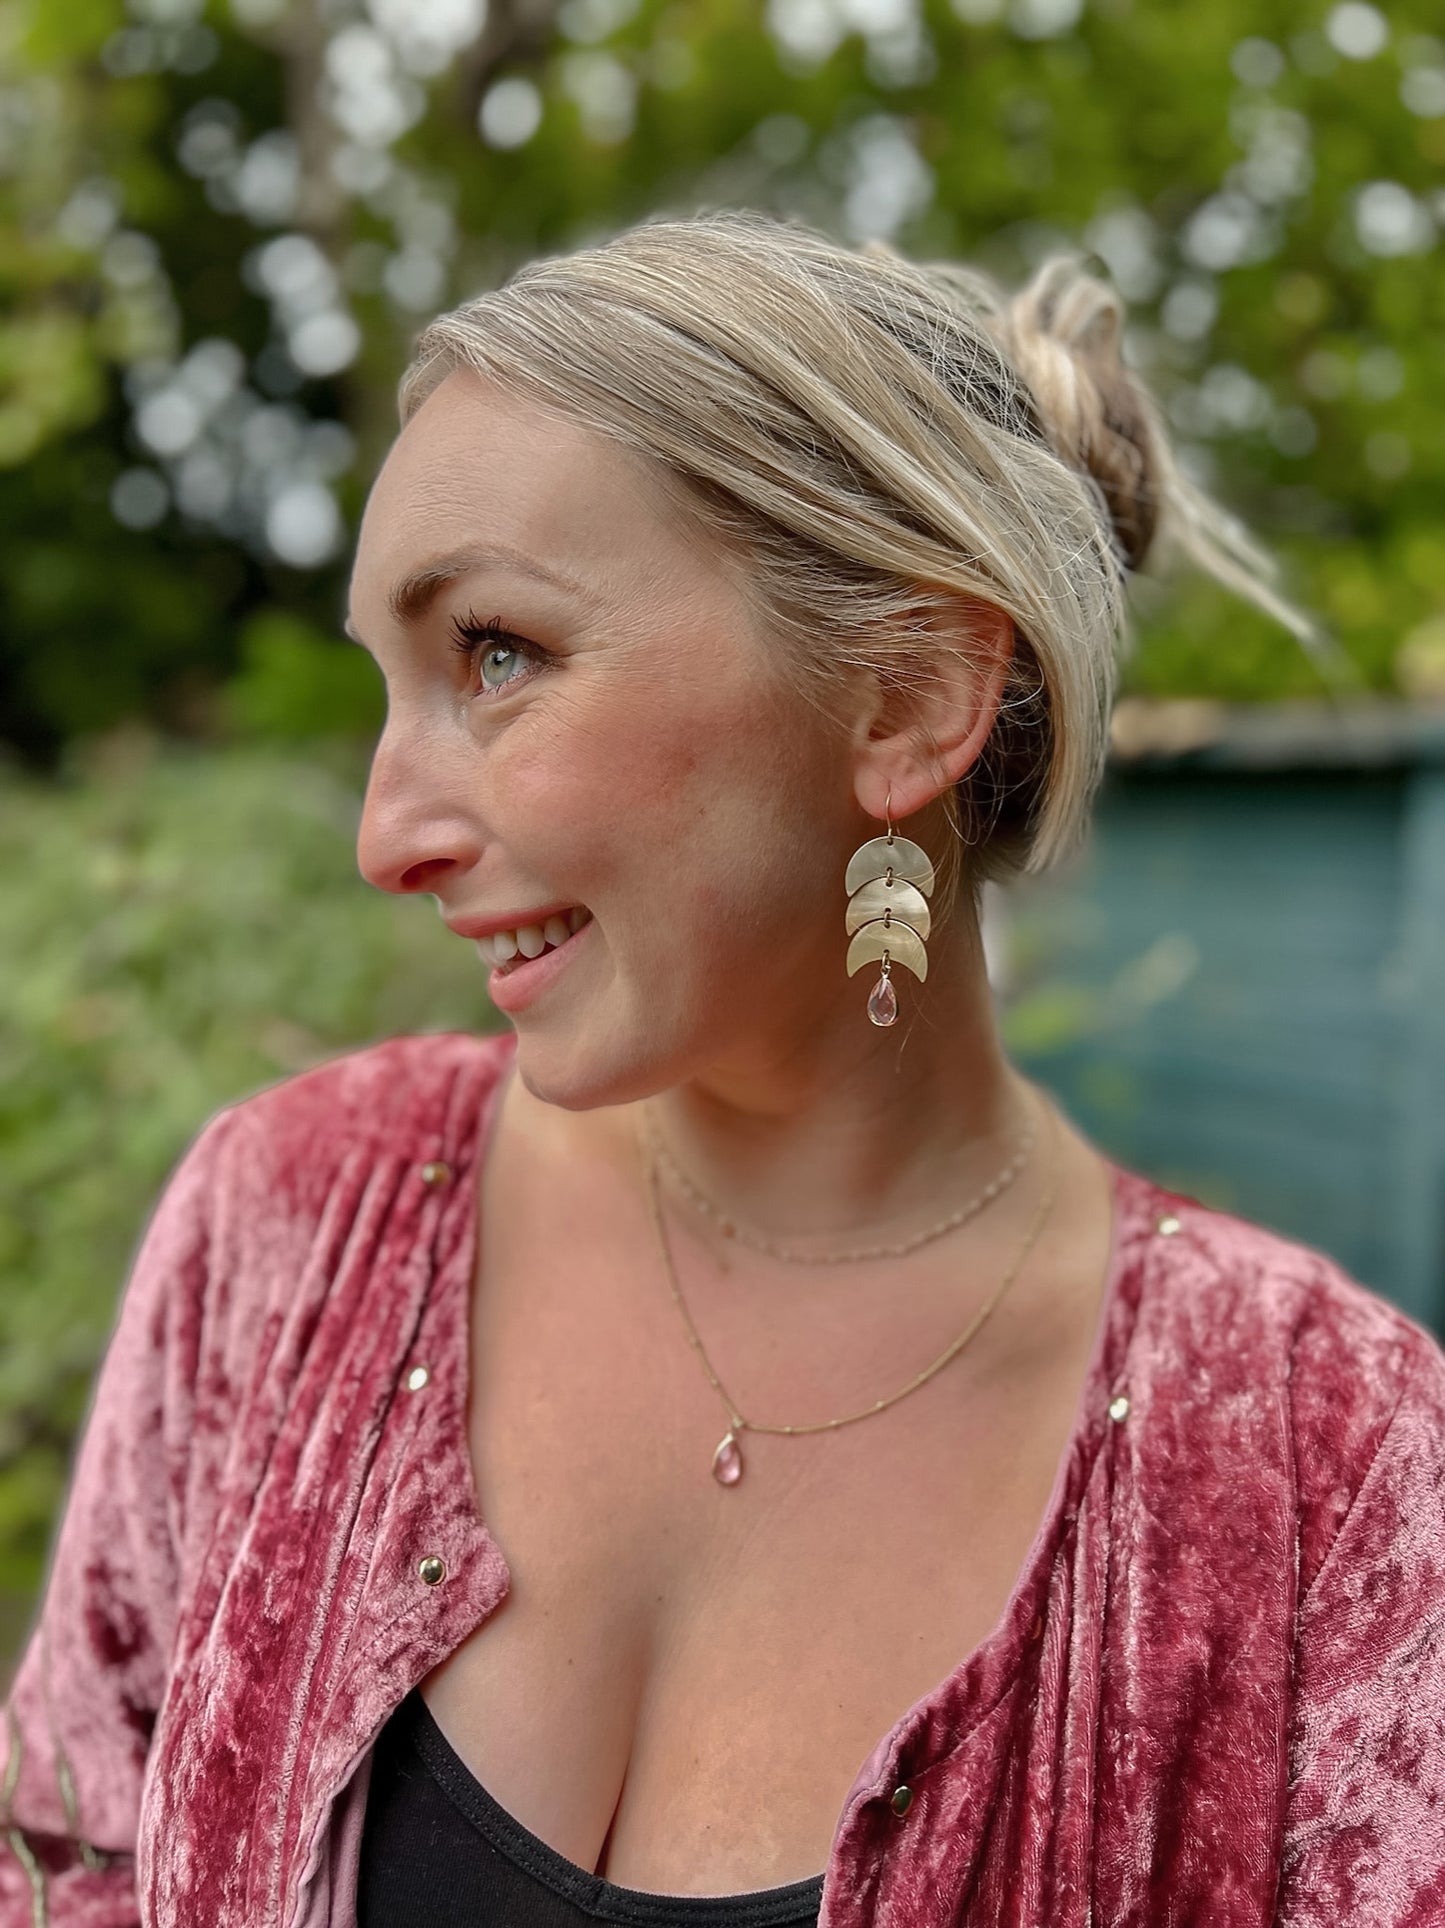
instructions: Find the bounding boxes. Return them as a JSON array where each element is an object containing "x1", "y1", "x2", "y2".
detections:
[{"x1": 479, "y1": 906, "x2": 590, "y2": 966}]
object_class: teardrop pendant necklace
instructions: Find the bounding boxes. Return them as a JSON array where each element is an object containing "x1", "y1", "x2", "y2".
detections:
[{"x1": 636, "y1": 1091, "x2": 1061, "y2": 1486}]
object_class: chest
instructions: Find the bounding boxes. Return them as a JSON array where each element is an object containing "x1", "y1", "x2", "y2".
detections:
[{"x1": 418, "y1": 1141, "x2": 1110, "y2": 1895}]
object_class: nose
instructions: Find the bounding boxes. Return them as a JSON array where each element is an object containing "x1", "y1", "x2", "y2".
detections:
[{"x1": 356, "y1": 717, "x2": 482, "y2": 898}]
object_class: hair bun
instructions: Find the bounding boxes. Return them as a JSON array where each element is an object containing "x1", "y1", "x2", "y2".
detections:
[
  {"x1": 991, "y1": 256, "x2": 1163, "y2": 573},
  {"x1": 985, "y1": 251, "x2": 1323, "y2": 657}
]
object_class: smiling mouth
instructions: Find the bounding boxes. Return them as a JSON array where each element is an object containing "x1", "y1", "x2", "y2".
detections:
[{"x1": 480, "y1": 906, "x2": 593, "y2": 971}]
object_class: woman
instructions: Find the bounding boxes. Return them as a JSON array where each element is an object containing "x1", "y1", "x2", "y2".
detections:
[{"x1": 4, "y1": 210, "x2": 1443, "y2": 1928}]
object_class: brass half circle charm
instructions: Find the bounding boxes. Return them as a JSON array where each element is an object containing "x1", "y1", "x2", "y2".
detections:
[
  {"x1": 845, "y1": 877, "x2": 932, "y2": 941},
  {"x1": 846, "y1": 921, "x2": 928, "y2": 983},
  {"x1": 844, "y1": 835, "x2": 935, "y2": 898}
]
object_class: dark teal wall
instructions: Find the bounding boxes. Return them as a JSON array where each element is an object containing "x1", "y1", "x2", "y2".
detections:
[{"x1": 1009, "y1": 765, "x2": 1445, "y2": 1333}]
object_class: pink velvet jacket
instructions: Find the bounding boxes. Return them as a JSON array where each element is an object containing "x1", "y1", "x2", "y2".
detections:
[{"x1": 4, "y1": 1028, "x2": 1445, "y2": 1927}]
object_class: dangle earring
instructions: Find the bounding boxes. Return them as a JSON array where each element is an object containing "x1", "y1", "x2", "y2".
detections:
[{"x1": 844, "y1": 789, "x2": 935, "y2": 1027}]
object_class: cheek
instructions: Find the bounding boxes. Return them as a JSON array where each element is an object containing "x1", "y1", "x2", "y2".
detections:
[
  {"x1": 630, "y1": 740, "x2": 704, "y2": 819},
  {"x1": 484, "y1": 707, "x2": 709, "y2": 920},
  {"x1": 491, "y1": 656, "x2": 832, "y2": 944}
]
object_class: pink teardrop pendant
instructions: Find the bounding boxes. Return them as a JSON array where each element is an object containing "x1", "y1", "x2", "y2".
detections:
[
  {"x1": 711, "y1": 1430, "x2": 744, "y2": 1486},
  {"x1": 867, "y1": 972, "x2": 898, "y2": 1027}
]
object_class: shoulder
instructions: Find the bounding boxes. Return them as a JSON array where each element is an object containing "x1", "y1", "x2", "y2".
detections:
[
  {"x1": 114, "y1": 1030, "x2": 515, "y2": 1474},
  {"x1": 133, "y1": 1028, "x2": 514, "y2": 1346},
  {"x1": 192, "y1": 1026, "x2": 514, "y2": 1201},
  {"x1": 1114, "y1": 1165, "x2": 1445, "y2": 1592},
  {"x1": 217, "y1": 1025, "x2": 513, "y2": 1146}
]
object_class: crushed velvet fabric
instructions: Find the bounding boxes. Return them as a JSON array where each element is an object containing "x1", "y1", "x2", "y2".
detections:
[{"x1": 3, "y1": 1028, "x2": 1444, "y2": 1927}]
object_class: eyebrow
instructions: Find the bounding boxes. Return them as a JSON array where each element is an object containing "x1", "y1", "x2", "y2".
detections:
[{"x1": 344, "y1": 544, "x2": 586, "y2": 644}]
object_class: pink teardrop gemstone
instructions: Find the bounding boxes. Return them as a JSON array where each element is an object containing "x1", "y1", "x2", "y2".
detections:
[
  {"x1": 867, "y1": 974, "x2": 898, "y2": 1026},
  {"x1": 711, "y1": 1432, "x2": 744, "y2": 1486}
]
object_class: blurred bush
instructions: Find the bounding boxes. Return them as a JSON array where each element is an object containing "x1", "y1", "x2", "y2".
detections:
[{"x1": 0, "y1": 727, "x2": 501, "y2": 1657}]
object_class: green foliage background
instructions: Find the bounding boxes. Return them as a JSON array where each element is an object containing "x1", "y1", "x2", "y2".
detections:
[
  {"x1": 4, "y1": 0, "x2": 1445, "y2": 763},
  {"x1": 0, "y1": 729, "x2": 507, "y2": 1664},
  {"x1": 2, "y1": 0, "x2": 1443, "y2": 1660}
]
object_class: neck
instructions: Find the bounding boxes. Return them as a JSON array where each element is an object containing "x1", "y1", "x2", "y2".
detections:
[{"x1": 632, "y1": 903, "x2": 1035, "y2": 1248}]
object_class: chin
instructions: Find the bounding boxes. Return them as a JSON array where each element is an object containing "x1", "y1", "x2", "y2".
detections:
[{"x1": 505, "y1": 1016, "x2": 674, "y2": 1114}]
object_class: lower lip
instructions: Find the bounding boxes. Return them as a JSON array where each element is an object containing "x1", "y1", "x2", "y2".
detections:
[{"x1": 484, "y1": 916, "x2": 593, "y2": 1014}]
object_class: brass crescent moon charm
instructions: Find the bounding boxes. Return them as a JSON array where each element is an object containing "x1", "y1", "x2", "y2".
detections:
[
  {"x1": 844, "y1": 835, "x2": 935, "y2": 897},
  {"x1": 845, "y1": 878, "x2": 932, "y2": 941},
  {"x1": 846, "y1": 921, "x2": 928, "y2": 983}
]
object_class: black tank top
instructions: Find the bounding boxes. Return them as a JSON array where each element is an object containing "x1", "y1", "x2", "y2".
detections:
[{"x1": 356, "y1": 1689, "x2": 825, "y2": 1927}]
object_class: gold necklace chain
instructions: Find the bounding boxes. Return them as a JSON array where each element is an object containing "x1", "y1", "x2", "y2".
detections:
[
  {"x1": 636, "y1": 1097, "x2": 1038, "y2": 1264},
  {"x1": 636, "y1": 1089, "x2": 1062, "y2": 1486}
]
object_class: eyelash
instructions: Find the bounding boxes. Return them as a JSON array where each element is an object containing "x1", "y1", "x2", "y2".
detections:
[{"x1": 448, "y1": 611, "x2": 548, "y2": 698}]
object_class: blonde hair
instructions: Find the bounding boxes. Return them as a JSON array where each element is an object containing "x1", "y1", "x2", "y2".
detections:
[{"x1": 400, "y1": 209, "x2": 1313, "y2": 904}]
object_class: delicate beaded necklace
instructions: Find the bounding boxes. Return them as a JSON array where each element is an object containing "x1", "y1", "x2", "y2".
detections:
[{"x1": 635, "y1": 1098, "x2": 1037, "y2": 1265}]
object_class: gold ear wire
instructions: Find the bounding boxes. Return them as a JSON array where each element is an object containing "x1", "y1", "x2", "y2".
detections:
[{"x1": 845, "y1": 794, "x2": 935, "y2": 1027}]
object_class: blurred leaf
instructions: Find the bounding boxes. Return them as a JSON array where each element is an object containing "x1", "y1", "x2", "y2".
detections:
[
  {"x1": 222, "y1": 609, "x2": 385, "y2": 740},
  {"x1": 0, "y1": 313, "x2": 108, "y2": 465},
  {"x1": 20, "y1": 0, "x2": 122, "y2": 65}
]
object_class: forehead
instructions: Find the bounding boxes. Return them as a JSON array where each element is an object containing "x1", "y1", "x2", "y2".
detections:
[{"x1": 350, "y1": 369, "x2": 698, "y2": 620}]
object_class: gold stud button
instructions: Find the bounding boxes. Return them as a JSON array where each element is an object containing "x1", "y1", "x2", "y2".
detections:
[
  {"x1": 417, "y1": 1555, "x2": 447, "y2": 1586},
  {"x1": 1108, "y1": 1394, "x2": 1130, "y2": 1423},
  {"x1": 1156, "y1": 1214, "x2": 1181, "y2": 1236},
  {"x1": 407, "y1": 1365, "x2": 431, "y2": 1392},
  {"x1": 889, "y1": 1784, "x2": 913, "y2": 1818},
  {"x1": 421, "y1": 1161, "x2": 452, "y2": 1187}
]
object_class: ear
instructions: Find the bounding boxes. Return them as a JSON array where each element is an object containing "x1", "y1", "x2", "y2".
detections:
[{"x1": 850, "y1": 596, "x2": 1015, "y2": 823}]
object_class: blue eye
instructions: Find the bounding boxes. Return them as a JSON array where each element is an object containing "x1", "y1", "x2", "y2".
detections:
[{"x1": 448, "y1": 613, "x2": 546, "y2": 697}]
